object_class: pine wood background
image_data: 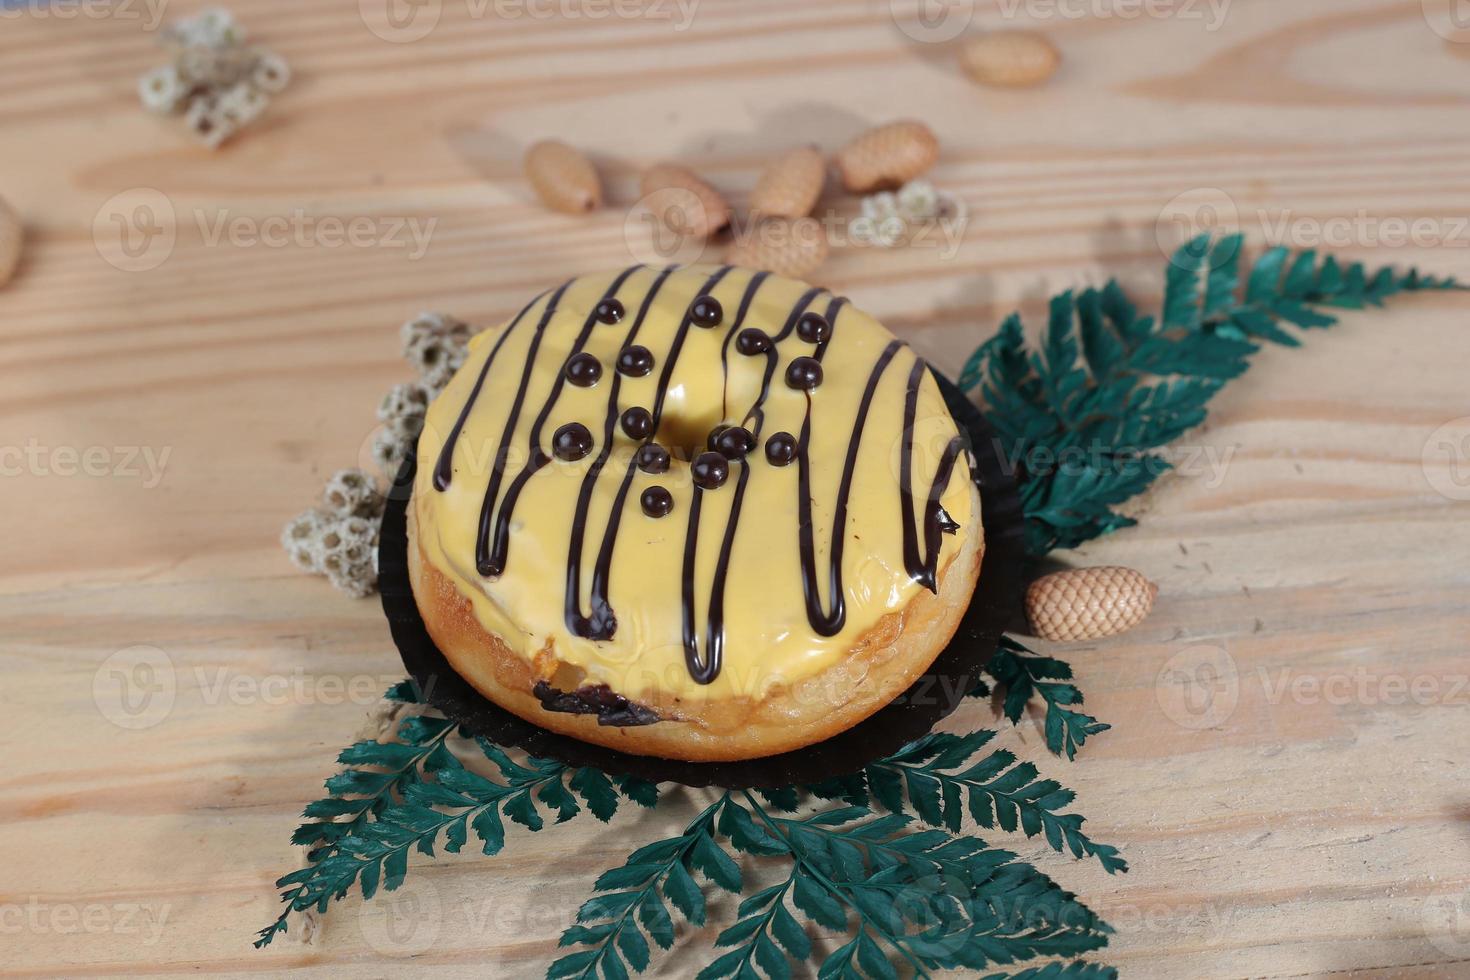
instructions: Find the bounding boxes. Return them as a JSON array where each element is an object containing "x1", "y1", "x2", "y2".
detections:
[{"x1": 4, "y1": 0, "x2": 1470, "y2": 976}]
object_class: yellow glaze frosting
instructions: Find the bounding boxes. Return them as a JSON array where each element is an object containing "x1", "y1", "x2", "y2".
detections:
[{"x1": 412, "y1": 265, "x2": 974, "y2": 703}]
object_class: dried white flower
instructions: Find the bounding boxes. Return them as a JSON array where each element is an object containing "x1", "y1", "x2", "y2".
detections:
[
  {"x1": 138, "y1": 65, "x2": 186, "y2": 115},
  {"x1": 280, "y1": 508, "x2": 329, "y2": 572},
  {"x1": 142, "y1": 9, "x2": 288, "y2": 149},
  {"x1": 897, "y1": 179, "x2": 940, "y2": 220},
  {"x1": 250, "y1": 49, "x2": 291, "y2": 94},
  {"x1": 322, "y1": 468, "x2": 382, "y2": 519},
  {"x1": 378, "y1": 382, "x2": 432, "y2": 439}
]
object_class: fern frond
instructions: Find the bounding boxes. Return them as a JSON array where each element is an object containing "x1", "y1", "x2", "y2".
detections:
[
  {"x1": 962, "y1": 236, "x2": 1463, "y2": 555},
  {"x1": 865, "y1": 733, "x2": 1127, "y2": 874},
  {"x1": 986, "y1": 640, "x2": 1109, "y2": 761}
]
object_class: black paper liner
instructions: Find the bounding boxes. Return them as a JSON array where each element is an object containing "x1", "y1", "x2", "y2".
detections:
[{"x1": 377, "y1": 370, "x2": 1025, "y2": 789}]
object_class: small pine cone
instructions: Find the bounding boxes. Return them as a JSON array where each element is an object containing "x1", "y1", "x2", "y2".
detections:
[
  {"x1": 281, "y1": 508, "x2": 329, "y2": 572},
  {"x1": 750, "y1": 145, "x2": 826, "y2": 219},
  {"x1": 139, "y1": 65, "x2": 187, "y2": 115},
  {"x1": 959, "y1": 30, "x2": 1060, "y2": 89},
  {"x1": 836, "y1": 120, "x2": 940, "y2": 193},
  {"x1": 726, "y1": 217, "x2": 828, "y2": 279},
  {"x1": 250, "y1": 49, "x2": 291, "y2": 94},
  {"x1": 1026, "y1": 566, "x2": 1157, "y2": 642},
  {"x1": 321, "y1": 468, "x2": 381, "y2": 518},
  {"x1": 524, "y1": 140, "x2": 603, "y2": 215},
  {"x1": 639, "y1": 163, "x2": 731, "y2": 240}
]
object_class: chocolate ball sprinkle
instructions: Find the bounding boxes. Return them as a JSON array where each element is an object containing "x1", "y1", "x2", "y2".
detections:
[
  {"x1": 636, "y1": 443, "x2": 670, "y2": 474},
  {"x1": 594, "y1": 299, "x2": 625, "y2": 324},
  {"x1": 714, "y1": 425, "x2": 755, "y2": 461},
  {"x1": 735, "y1": 328, "x2": 771, "y2": 356},
  {"x1": 640, "y1": 486, "x2": 674, "y2": 518},
  {"x1": 796, "y1": 311, "x2": 832, "y2": 344},
  {"x1": 690, "y1": 296, "x2": 723, "y2": 328},
  {"x1": 565, "y1": 352, "x2": 603, "y2": 387},
  {"x1": 706, "y1": 423, "x2": 730, "y2": 452},
  {"x1": 691, "y1": 451, "x2": 729, "y2": 490},
  {"x1": 552, "y1": 422, "x2": 594, "y2": 461},
  {"x1": 785, "y1": 356, "x2": 823, "y2": 391},
  {"x1": 620, "y1": 406, "x2": 653, "y2": 440},
  {"x1": 765, "y1": 432, "x2": 798, "y2": 466},
  {"x1": 616, "y1": 345, "x2": 655, "y2": 378}
]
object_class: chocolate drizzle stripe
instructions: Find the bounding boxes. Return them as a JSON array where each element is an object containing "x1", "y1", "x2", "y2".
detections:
[
  {"x1": 436, "y1": 267, "x2": 968, "y2": 691},
  {"x1": 470, "y1": 282, "x2": 574, "y2": 576},
  {"x1": 898, "y1": 359, "x2": 966, "y2": 592},
  {"x1": 682, "y1": 284, "x2": 825, "y2": 683},
  {"x1": 718, "y1": 270, "x2": 771, "y2": 420},
  {"x1": 795, "y1": 336, "x2": 905, "y2": 637},
  {"x1": 564, "y1": 266, "x2": 678, "y2": 638},
  {"x1": 568, "y1": 266, "x2": 733, "y2": 641},
  {"x1": 432, "y1": 288, "x2": 551, "y2": 492},
  {"x1": 479, "y1": 265, "x2": 643, "y2": 580}
]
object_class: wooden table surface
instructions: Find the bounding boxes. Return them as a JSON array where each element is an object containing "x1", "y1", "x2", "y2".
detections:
[{"x1": 5, "y1": 1, "x2": 1470, "y2": 977}]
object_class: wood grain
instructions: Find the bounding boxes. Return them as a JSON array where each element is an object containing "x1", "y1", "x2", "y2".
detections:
[{"x1": 3, "y1": 1, "x2": 1469, "y2": 976}]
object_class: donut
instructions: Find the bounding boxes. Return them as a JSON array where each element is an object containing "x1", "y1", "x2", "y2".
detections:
[{"x1": 409, "y1": 265, "x2": 984, "y2": 762}]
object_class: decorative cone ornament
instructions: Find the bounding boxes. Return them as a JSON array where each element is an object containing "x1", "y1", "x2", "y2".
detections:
[{"x1": 1026, "y1": 566, "x2": 1157, "y2": 642}]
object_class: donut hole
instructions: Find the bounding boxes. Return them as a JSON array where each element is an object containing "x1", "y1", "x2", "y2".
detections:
[{"x1": 656, "y1": 409, "x2": 725, "y2": 464}]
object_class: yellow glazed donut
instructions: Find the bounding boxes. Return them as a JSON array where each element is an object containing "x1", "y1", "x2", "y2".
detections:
[{"x1": 409, "y1": 265, "x2": 983, "y2": 761}]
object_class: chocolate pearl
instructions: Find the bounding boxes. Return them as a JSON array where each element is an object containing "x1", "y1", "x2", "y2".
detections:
[
  {"x1": 594, "y1": 298, "x2": 624, "y2": 324},
  {"x1": 706, "y1": 423, "x2": 730, "y2": 452},
  {"x1": 735, "y1": 328, "x2": 770, "y2": 356},
  {"x1": 796, "y1": 311, "x2": 831, "y2": 344},
  {"x1": 640, "y1": 486, "x2": 674, "y2": 518},
  {"x1": 785, "y1": 356, "x2": 823, "y2": 391},
  {"x1": 691, "y1": 451, "x2": 729, "y2": 490},
  {"x1": 636, "y1": 443, "x2": 670, "y2": 474},
  {"x1": 616, "y1": 345, "x2": 654, "y2": 378},
  {"x1": 714, "y1": 425, "x2": 755, "y2": 461},
  {"x1": 765, "y1": 432, "x2": 798, "y2": 466},
  {"x1": 552, "y1": 422, "x2": 594, "y2": 461},
  {"x1": 565, "y1": 352, "x2": 602, "y2": 387},
  {"x1": 620, "y1": 406, "x2": 653, "y2": 440},
  {"x1": 690, "y1": 296, "x2": 723, "y2": 328}
]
